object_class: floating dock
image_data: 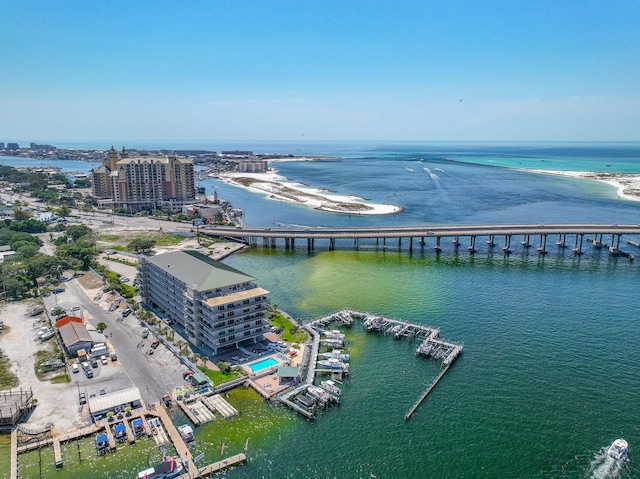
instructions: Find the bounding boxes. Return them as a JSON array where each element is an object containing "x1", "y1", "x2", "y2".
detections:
[
  {"x1": 148, "y1": 417, "x2": 170, "y2": 446},
  {"x1": 202, "y1": 394, "x2": 238, "y2": 419}
]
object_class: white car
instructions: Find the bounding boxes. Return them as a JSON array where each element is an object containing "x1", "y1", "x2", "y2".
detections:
[
  {"x1": 71, "y1": 363, "x2": 79, "y2": 373},
  {"x1": 101, "y1": 355, "x2": 108, "y2": 365}
]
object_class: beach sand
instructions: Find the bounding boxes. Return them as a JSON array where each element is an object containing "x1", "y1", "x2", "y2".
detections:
[
  {"x1": 525, "y1": 169, "x2": 640, "y2": 202},
  {"x1": 217, "y1": 170, "x2": 403, "y2": 215}
]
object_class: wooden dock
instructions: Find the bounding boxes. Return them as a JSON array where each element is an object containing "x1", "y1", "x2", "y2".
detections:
[
  {"x1": 53, "y1": 437, "x2": 62, "y2": 465},
  {"x1": 404, "y1": 364, "x2": 451, "y2": 420},
  {"x1": 10, "y1": 429, "x2": 17, "y2": 479},
  {"x1": 192, "y1": 453, "x2": 246, "y2": 477}
]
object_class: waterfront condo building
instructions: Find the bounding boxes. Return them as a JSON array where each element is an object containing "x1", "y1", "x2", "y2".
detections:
[
  {"x1": 91, "y1": 146, "x2": 195, "y2": 211},
  {"x1": 138, "y1": 250, "x2": 269, "y2": 354}
]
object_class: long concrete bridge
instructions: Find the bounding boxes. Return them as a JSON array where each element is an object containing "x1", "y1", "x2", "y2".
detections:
[{"x1": 202, "y1": 223, "x2": 640, "y2": 257}]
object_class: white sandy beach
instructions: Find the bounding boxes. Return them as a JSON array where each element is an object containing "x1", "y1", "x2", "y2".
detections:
[
  {"x1": 525, "y1": 169, "x2": 640, "y2": 202},
  {"x1": 216, "y1": 169, "x2": 403, "y2": 215}
]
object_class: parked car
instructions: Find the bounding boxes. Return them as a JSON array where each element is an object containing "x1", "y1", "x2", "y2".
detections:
[
  {"x1": 120, "y1": 276, "x2": 130, "y2": 283},
  {"x1": 90, "y1": 358, "x2": 98, "y2": 368},
  {"x1": 151, "y1": 339, "x2": 160, "y2": 349},
  {"x1": 71, "y1": 363, "x2": 79, "y2": 373},
  {"x1": 79, "y1": 392, "x2": 86, "y2": 405},
  {"x1": 142, "y1": 328, "x2": 149, "y2": 338},
  {"x1": 81, "y1": 361, "x2": 90, "y2": 370},
  {"x1": 147, "y1": 348, "x2": 154, "y2": 355},
  {"x1": 70, "y1": 305, "x2": 81, "y2": 311},
  {"x1": 122, "y1": 308, "x2": 132, "y2": 317},
  {"x1": 101, "y1": 355, "x2": 108, "y2": 365},
  {"x1": 84, "y1": 368, "x2": 93, "y2": 379},
  {"x1": 99, "y1": 389, "x2": 106, "y2": 396},
  {"x1": 52, "y1": 287, "x2": 65, "y2": 294}
]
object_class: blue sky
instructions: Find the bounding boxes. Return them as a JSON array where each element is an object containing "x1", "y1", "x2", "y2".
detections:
[{"x1": 1, "y1": 0, "x2": 639, "y2": 142}]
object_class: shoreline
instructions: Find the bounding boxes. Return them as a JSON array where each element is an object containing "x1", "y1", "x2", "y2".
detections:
[
  {"x1": 522, "y1": 169, "x2": 640, "y2": 202},
  {"x1": 216, "y1": 169, "x2": 403, "y2": 215}
]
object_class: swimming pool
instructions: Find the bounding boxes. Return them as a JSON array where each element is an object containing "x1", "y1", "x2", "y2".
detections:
[{"x1": 247, "y1": 357, "x2": 278, "y2": 373}]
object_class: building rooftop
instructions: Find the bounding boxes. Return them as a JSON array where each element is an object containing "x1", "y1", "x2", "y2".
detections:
[
  {"x1": 144, "y1": 250, "x2": 256, "y2": 292},
  {"x1": 204, "y1": 287, "x2": 269, "y2": 307},
  {"x1": 59, "y1": 321, "x2": 92, "y2": 347}
]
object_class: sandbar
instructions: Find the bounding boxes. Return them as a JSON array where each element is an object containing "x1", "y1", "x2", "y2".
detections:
[
  {"x1": 215, "y1": 170, "x2": 403, "y2": 215},
  {"x1": 524, "y1": 169, "x2": 640, "y2": 202}
]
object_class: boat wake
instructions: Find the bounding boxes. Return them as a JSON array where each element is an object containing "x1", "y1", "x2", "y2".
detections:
[
  {"x1": 587, "y1": 448, "x2": 626, "y2": 479},
  {"x1": 422, "y1": 167, "x2": 441, "y2": 181}
]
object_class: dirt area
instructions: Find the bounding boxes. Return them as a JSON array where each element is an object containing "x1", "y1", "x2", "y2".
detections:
[{"x1": 0, "y1": 301, "x2": 91, "y2": 432}]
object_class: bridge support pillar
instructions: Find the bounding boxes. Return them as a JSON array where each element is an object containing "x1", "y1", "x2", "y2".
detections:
[
  {"x1": 572, "y1": 234, "x2": 584, "y2": 254},
  {"x1": 354, "y1": 238, "x2": 359, "y2": 251},
  {"x1": 453, "y1": 235, "x2": 460, "y2": 247},
  {"x1": 434, "y1": 237, "x2": 441, "y2": 253},
  {"x1": 468, "y1": 236, "x2": 476, "y2": 253},
  {"x1": 285, "y1": 238, "x2": 290, "y2": 249},
  {"x1": 329, "y1": 238, "x2": 335, "y2": 251},
  {"x1": 521, "y1": 234, "x2": 530, "y2": 247},
  {"x1": 537, "y1": 234, "x2": 547, "y2": 254},
  {"x1": 409, "y1": 237, "x2": 413, "y2": 252},
  {"x1": 593, "y1": 233, "x2": 604, "y2": 249},
  {"x1": 291, "y1": 238, "x2": 295, "y2": 249},
  {"x1": 556, "y1": 234, "x2": 567, "y2": 248},
  {"x1": 419, "y1": 237, "x2": 425, "y2": 246},
  {"x1": 307, "y1": 238, "x2": 313, "y2": 251},
  {"x1": 487, "y1": 235, "x2": 495, "y2": 247},
  {"x1": 503, "y1": 235, "x2": 511, "y2": 254},
  {"x1": 398, "y1": 237, "x2": 402, "y2": 248}
]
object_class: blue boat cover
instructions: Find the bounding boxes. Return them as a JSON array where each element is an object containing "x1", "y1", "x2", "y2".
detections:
[{"x1": 114, "y1": 424, "x2": 126, "y2": 432}]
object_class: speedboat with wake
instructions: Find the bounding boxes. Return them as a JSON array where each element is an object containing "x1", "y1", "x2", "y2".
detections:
[{"x1": 607, "y1": 438, "x2": 628, "y2": 460}]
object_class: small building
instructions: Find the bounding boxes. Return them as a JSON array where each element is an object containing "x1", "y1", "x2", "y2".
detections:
[
  {"x1": 277, "y1": 366, "x2": 300, "y2": 385},
  {"x1": 88, "y1": 387, "x2": 143, "y2": 421},
  {"x1": 58, "y1": 321, "x2": 93, "y2": 357}
]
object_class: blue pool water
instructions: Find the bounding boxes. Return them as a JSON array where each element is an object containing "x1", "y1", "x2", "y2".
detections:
[{"x1": 247, "y1": 357, "x2": 278, "y2": 372}]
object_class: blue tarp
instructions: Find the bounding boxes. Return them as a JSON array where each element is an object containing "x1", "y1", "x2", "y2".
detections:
[{"x1": 114, "y1": 424, "x2": 126, "y2": 433}]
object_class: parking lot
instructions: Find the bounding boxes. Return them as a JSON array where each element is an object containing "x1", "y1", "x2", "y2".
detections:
[{"x1": 0, "y1": 271, "x2": 189, "y2": 434}]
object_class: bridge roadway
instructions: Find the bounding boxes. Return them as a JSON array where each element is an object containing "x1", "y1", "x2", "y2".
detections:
[{"x1": 202, "y1": 223, "x2": 640, "y2": 255}]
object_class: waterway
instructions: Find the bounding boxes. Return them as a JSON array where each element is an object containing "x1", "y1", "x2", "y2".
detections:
[{"x1": 2, "y1": 142, "x2": 640, "y2": 478}]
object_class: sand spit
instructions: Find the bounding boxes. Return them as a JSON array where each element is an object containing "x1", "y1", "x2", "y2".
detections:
[
  {"x1": 524, "y1": 169, "x2": 640, "y2": 202},
  {"x1": 217, "y1": 170, "x2": 403, "y2": 215}
]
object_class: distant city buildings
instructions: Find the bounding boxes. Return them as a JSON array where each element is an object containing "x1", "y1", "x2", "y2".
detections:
[
  {"x1": 138, "y1": 250, "x2": 269, "y2": 355},
  {"x1": 91, "y1": 146, "x2": 195, "y2": 211},
  {"x1": 238, "y1": 159, "x2": 268, "y2": 173}
]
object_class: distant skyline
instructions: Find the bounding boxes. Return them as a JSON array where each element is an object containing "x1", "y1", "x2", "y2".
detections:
[{"x1": 2, "y1": 1, "x2": 639, "y2": 142}]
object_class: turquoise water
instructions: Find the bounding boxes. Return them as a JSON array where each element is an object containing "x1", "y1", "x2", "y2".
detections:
[
  {"x1": 247, "y1": 357, "x2": 278, "y2": 372},
  {"x1": 3, "y1": 142, "x2": 640, "y2": 478}
]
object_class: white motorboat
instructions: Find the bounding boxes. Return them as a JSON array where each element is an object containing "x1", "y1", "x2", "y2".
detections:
[
  {"x1": 607, "y1": 438, "x2": 628, "y2": 460},
  {"x1": 318, "y1": 358, "x2": 349, "y2": 371},
  {"x1": 320, "y1": 350, "x2": 349, "y2": 361}
]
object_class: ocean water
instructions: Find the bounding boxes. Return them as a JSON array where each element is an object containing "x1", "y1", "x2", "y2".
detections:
[{"x1": 3, "y1": 142, "x2": 640, "y2": 478}]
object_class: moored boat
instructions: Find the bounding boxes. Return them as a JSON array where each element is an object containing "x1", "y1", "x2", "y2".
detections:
[
  {"x1": 607, "y1": 438, "x2": 628, "y2": 460},
  {"x1": 320, "y1": 350, "x2": 349, "y2": 361},
  {"x1": 178, "y1": 424, "x2": 194, "y2": 443},
  {"x1": 318, "y1": 358, "x2": 349, "y2": 371},
  {"x1": 136, "y1": 456, "x2": 184, "y2": 479},
  {"x1": 96, "y1": 433, "x2": 109, "y2": 454}
]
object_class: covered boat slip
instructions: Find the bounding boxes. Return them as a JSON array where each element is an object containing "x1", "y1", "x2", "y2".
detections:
[{"x1": 175, "y1": 390, "x2": 237, "y2": 424}]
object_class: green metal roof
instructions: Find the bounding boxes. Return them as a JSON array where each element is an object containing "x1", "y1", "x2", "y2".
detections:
[
  {"x1": 277, "y1": 366, "x2": 299, "y2": 378},
  {"x1": 145, "y1": 250, "x2": 255, "y2": 292}
]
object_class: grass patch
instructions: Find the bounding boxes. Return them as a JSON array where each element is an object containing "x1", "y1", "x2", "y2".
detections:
[
  {"x1": 34, "y1": 345, "x2": 65, "y2": 382},
  {"x1": 202, "y1": 367, "x2": 241, "y2": 384},
  {"x1": 0, "y1": 357, "x2": 19, "y2": 389},
  {"x1": 120, "y1": 283, "x2": 138, "y2": 296},
  {"x1": 269, "y1": 313, "x2": 308, "y2": 343},
  {"x1": 50, "y1": 374, "x2": 71, "y2": 384},
  {"x1": 98, "y1": 231, "x2": 188, "y2": 251}
]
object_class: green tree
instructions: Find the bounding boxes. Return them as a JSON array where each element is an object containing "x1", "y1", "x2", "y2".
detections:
[
  {"x1": 66, "y1": 225, "x2": 93, "y2": 242},
  {"x1": 56, "y1": 205, "x2": 71, "y2": 219},
  {"x1": 12, "y1": 207, "x2": 31, "y2": 221},
  {"x1": 127, "y1": 236, "x2": 156, "y2": 253},
  {"x1": 96, "y1": 322, "x2": 108, "y2": 333}
]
